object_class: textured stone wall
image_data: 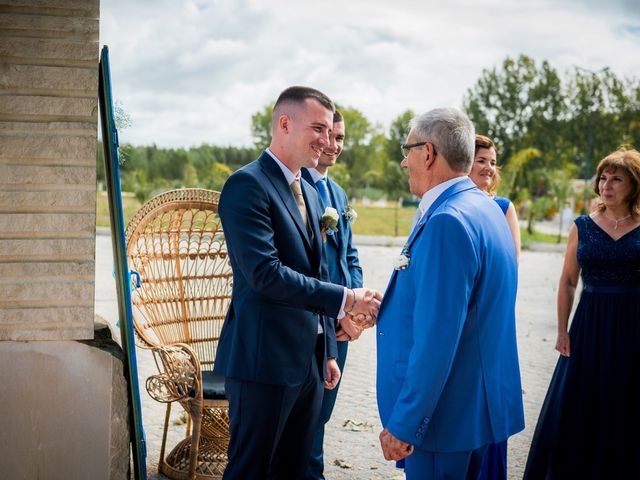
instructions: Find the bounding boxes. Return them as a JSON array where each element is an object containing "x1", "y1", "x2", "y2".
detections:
[{"x1": 0, "y1": 0, "x2": 100, "y2": 340}]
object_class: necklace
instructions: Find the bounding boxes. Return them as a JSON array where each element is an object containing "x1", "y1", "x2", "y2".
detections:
[{"x1": 602, "y1": 212, "x2": 632, "y2": 230}]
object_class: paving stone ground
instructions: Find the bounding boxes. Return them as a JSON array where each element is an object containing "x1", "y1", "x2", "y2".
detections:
[{"x1": 95, "y1": 235, "x2": 564, "y2": 479}]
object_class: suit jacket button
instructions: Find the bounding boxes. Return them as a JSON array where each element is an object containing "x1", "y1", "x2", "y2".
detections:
[{"x1": 379, "y1": 332, "x2": 384, "y2": 336}]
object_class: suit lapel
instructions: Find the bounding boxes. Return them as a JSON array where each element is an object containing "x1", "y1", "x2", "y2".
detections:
[
  {"x1": 302, "y1": 168, "x2": 340, "y2": 249},
  {"x1": 382, "y1": 178, "x2": 477, "y2": 312},
  {"x1": 325, "y1": 178, "x2": 341, "y2": 248},
  {"x1": 301, "y1": 178, "x2": 323, "y2": 272},
  {"x1": 405, "y1": 177, "x2": 477, "y2": 252},
  {"x1": 259, "y1": 153, "x2": 312, "y2": 249}
]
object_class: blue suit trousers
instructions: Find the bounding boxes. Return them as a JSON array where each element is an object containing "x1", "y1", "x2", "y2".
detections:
[{"x1": 404, "y1": 445, "x2": 488, "y2": 480}]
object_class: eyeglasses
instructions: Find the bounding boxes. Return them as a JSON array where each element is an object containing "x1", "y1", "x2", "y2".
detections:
[{"x1": 400, "y1": 142, "x2": 427, "y2": 159}]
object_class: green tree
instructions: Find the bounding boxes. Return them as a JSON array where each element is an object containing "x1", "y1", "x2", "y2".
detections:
[
  {"x1": 385, "y1": 110, "x2": 414, "y2": 163},
  {"x1": 251, "y1": 104, "x2": 273, "y2": 152},
  {"x1": 382, "y1": 110, "x2": 414, "y2": 200},
  {"x1": 182, "y1": 162, "x2": 198, "y2": 186},
  {"x1": 205, "y1": 162, "x2": 233, "y2": 191},
  {"x1": 546, "y1": 167, "x2": 577, "y2": 242},
  {"x1": 464, "y1": 55, "x2": 540, "y2": 161},
  {"x1": 336, "y1": 105, "x2": 386, "y2": 195}
]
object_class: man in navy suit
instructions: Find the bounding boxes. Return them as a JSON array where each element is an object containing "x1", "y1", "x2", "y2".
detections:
[
  {"x1": 214, "y1": 86, "x2": 381, "y2": 479},
  {"x1": 376, "y1": 108, "x2": 524, "y2": 479},
  {"x1": 302, "y1": 110, "x2": 364, "y2": 479}
]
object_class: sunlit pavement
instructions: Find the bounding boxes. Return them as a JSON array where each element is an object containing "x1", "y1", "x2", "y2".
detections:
[{"x1": 95, "y1": 235, "x2": 564, "y2": 479}]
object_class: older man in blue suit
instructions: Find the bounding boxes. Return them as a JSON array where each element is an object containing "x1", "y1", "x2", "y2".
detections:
[
  {"x1": 215, "y1": 86, "x2": 381, "y2": 479},
  {"x1": 302, "y1": 110, "x2": 364, "y2": 479},
  {"x1": 376, "y1": 108, "x2": 524, "y2": 479}
]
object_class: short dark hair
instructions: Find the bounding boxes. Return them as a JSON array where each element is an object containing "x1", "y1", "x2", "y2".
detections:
[
  {"x1": 273, "y1": 86, "x2": 334, "y2": 115},
  {"x1": 333, "y1": 110, "x2": 343, "y2": 123}
]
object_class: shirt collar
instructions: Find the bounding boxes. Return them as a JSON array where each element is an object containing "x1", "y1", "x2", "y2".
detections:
[
  {"x1": 265, "y1": 148, "x2": 299, "y2": 184},
  {"x1": 416, "y1": 176, "x2": 468, "y2": 221},
  {"x1": 306, "y1": 168, "x2": 326, "y2": 183}
]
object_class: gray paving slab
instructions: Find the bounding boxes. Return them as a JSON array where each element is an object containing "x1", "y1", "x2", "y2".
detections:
[{"x1": 95, "y1": 236, "x2": 565, "y2": 480}]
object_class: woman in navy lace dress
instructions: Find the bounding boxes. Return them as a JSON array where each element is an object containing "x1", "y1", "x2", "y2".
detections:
[
  {"x1": 524, "y1": 148, "x2": 640, "y2": 479},
  {"x1": 469, "y1": 134, "x2": 521, "y2": 480}
]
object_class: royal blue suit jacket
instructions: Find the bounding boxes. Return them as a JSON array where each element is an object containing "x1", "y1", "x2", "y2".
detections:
[
  {"x1": 302, "y1": 169, "x2": 363, "y2": 290},
  {"x1": 376, "y1": 178, "x2": 524, "y2": 452},
  {"x1": 214, "y1": 152, "x2": 344, "y2": 387}
]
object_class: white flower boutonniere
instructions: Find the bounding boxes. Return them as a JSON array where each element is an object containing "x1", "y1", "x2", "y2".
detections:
[
  {"x1": 343, "y1": 204, "x2": 358, "y2": 225},
  {"x1": 320, "y1": 207, "x2": 339, "y2": 241},
  {"x1": 393, "y1": 245, "x2": 411, "y2": 270}
]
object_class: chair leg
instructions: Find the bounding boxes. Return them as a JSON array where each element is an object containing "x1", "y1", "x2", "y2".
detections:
[
  {"x1": 188, "y1": 408, "x2": 203, "y2": 480},
  {"x1": 159, "y1": 402, "x2": 172, "y2": 473}
]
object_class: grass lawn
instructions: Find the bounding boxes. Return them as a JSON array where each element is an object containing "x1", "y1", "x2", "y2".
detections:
[
  {"x1": 351, "y1": 205, "x2": 415, "y2": 237},
  {"x1": 95, "y1": 193, "x2": 566, "y2": 245},
  {"x1": 521, "y1": 228, "x2": 566, "y2": 245},
  {"x1": 96, "y1": 191, "x2": 141, "y2": 228}
]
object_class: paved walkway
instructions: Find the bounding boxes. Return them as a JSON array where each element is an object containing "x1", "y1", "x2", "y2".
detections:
[{"x1": 95, "y1": 236, "x2": 565, "y2": 479}]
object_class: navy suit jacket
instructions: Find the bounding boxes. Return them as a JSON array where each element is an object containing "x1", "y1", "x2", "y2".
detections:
[
  {"x1": 214, "y1": 152, "x2": 344, "y2": 387},
  {"x1": 376, "y1": 178, "x2": 524, "y2": 452},
  {"x1": 302, "y1": 168, "x2": 363, "y2": 291}
]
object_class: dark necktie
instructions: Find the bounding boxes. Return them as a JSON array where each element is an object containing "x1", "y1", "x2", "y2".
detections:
[
  {"x1": 315, "y1": 177, "x2": 332, "y2": 208},
  {"x1": 290, "y1": 179, "x2": 308, "y2": 227}
]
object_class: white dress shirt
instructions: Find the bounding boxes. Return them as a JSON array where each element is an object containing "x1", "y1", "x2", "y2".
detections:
[{"x1": 411, "y1": 176, "x2": 469, "y2": 233}]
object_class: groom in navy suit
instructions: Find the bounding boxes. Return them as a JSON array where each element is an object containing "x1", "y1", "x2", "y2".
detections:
[
  {"x1": 376, "y1": 108, "x2": 524, "y2": 479},
  {"x1": 302, "y1": 110, "x2": 364, "y2": 479},
  {"x1": 215, "y1": 86, "x2": 381, "y2": 479}
]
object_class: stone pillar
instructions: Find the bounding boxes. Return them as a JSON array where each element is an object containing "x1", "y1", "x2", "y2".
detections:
[
  {"x1": 0, "y1": 0, "x2": 99, "y2": 341},
  {"x1": 0, "y1": 2, "x2": 131, "y2": 478}
]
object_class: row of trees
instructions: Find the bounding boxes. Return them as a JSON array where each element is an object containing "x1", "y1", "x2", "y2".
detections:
[
  {"x1": 96, "y1": 143, "x2": 254, "y2": 201},
  {"x1": 100, "y1": 54, "x2": 639, "y2": 233},
  {"x1": 465, "y1": 55, "x2": 639, "y2": 232}
]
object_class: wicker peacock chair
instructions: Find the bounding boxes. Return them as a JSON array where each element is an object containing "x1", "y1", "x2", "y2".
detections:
[{"x1": 125, "y1": 188, "x2": 232, "y2": 480}]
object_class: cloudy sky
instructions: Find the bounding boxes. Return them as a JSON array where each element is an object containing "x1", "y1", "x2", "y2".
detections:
[{"x1": 100, "y1": 0, "x2": 639, "y2": 148}]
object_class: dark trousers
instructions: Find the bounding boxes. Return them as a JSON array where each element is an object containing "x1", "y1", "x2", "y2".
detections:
[
  {"x1": 305, "y1": 340, "x2": 348, "y2": 479},
  {"x1": 223, "y1": 353, "x2": 324, "y2": 480}
]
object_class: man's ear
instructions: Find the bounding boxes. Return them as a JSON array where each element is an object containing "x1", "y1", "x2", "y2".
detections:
[
  {"x1": 278, "y1": 114, "x2": 289, "y2": 134},
  {"x1": 424, "y1": 143, "x2": 436, "y2": 169}
]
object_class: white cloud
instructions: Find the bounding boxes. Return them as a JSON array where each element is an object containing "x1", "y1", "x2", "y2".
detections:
[{"x1": 100, "y1": 0, "x2": 640, "y2": 148}]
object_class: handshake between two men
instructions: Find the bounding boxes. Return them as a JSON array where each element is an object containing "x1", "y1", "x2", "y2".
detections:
[
  {"x1": 336, "y1": 287, "x2": 382, "y2": 342},
  {"x1": 324, "y1": 287, "x2": 382, "y2": 390}
]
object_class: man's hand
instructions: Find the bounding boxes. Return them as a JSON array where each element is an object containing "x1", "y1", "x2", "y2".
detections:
[
  {"x1": 337, "y1": 315, "x2": 363, "y2": 341},
  {"x1": 346, "y1": 288, "x2": 382, "y2": 320},
  {"x1": 324, "y1": 358, "x2": 341, "y2": 389},
  {"x1": 379, "y1": 428, "x2": 414, "y2": 461},
  {"x1": 351, "y1": 312, "x2": 376, "y2": 329}
]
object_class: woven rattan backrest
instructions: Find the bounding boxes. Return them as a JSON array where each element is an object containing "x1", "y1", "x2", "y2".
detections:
[{"x1": 125, "y1": 189, "x2": 232, "y2": 371}]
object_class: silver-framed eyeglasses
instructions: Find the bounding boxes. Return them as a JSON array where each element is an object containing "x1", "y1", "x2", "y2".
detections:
[{"x1": 400, "y1": 142, "x2": 427, "y2": 159}]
